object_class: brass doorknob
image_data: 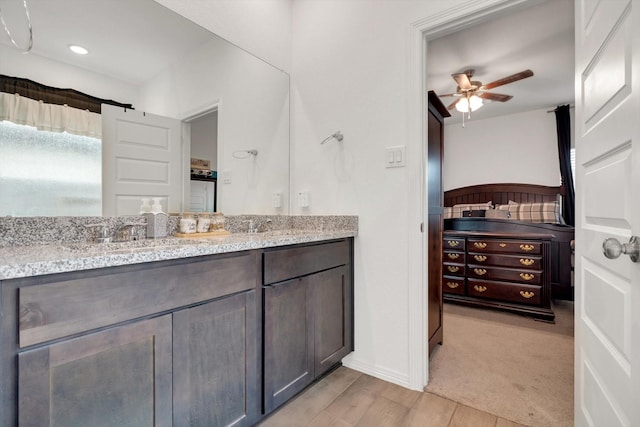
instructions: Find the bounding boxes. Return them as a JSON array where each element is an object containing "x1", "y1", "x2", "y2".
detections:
[{"x1": 603, "y1": 236, "x2": 639, "y2": 263}]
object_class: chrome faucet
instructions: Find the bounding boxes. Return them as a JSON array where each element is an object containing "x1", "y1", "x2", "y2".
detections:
[
  {"x1": 114, "y1": 222, "x2": 145, "y2": 242},
  {"x1": 247, "y1": 218, "x2": 272, "y2": 233}
]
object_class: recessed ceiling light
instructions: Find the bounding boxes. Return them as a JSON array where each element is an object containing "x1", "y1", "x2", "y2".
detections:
[{"x1": 68, "y1": 45, "x2": 88, "y2": 55}]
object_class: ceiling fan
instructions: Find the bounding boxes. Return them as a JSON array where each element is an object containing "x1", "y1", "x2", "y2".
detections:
[{"x1": 441, "y1": 69, "x2": 534, "y2": 113}]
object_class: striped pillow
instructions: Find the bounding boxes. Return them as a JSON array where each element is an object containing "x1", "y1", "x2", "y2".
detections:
[{"x1": 497, "y1": 201, "x2": 561, "y2": 224}]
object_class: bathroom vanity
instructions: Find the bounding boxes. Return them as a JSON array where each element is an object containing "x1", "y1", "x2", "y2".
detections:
[{"x1": 0, "y1": 223, "x2": 355, "y2": 427}]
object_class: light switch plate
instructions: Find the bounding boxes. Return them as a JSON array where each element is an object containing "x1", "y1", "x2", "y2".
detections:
[
  {"x1": 385, "y1": 146, "x2": 406, "y2": 168},
  {"x1": 222, "y1": 170, "x2": 232, "y2": 184},
  {"x1": 298, "y1": 191, "x2": 310, "y2": 208},
  {"x1": 272, "y1": 192, "x2": 282, "y2": 208}
]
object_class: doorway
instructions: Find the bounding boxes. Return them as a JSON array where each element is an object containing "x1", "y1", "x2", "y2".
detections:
[
  {"x1": 416, "y1": 0, "x2": 575, "y2": 424},
  {"x1": 184, "y1": 109, "x2": 219, "y2": 213}
]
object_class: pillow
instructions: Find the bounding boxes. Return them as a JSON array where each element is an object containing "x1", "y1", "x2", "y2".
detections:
[
  {"x1": 448, "y1": 201, "x2": 493, "y2": 218},
  {"x1": 499, "y1": 201, "x2": 562, "y2": 223},
  {"x1": 485, "y1": 209, "x2": 509, "y2": 219}
]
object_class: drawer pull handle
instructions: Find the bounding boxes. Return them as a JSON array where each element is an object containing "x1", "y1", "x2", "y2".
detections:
[
  {"x1": 499, "y1": 243, "x2": 507, "y2": 247},
  {"x1": 474, "y1": 242, "x2": 487, "y2": 249},
  {"x1": 520, "y1": 291, "x2": 535, "y2": 299},
  {"x1": 474, "y1": 268, "x2": 487, "y2": 276},
  {"x1": 474, "y1": 255, "x2": 487, "y2": 262},
  {"x1": 520, "y1": 244, "x2": 535, "y2": 252},
  {"x1": 520, "y1": 273, "x2": 535, "y2": 281},
  {"x1": 447, "y1": 266, "x2": 460, "y2": 273},
  {"x1": 474, "y1": 285, "x2": 487, "y2": 293},
  {"x1": 446, "y1": 281, "x2": 460, "y2": 289},
  {"x1": 520, "y1": 258, "x2": 535, "y2": 266},
  {"x1": 447, "y1": 240, "x2": 459, "y2": 247},
  {"x1": 447, "y1": 253, "x2": 460, "y2": 260}
]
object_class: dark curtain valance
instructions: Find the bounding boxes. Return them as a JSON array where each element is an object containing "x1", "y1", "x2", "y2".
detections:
[{"x1": 0, "y1": 74, "x2": 133, "y2": 114}]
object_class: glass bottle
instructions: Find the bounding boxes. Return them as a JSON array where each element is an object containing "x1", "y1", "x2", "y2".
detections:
[
  {"x1": 211, "y1": 212, "x2": 225, "y2": 231},
  {"x1": 196, "y1": 212, "x2": 211, "y2": 233},
  {"x1": 179, "y1": 213, "x2": 197, "y2": 234}
]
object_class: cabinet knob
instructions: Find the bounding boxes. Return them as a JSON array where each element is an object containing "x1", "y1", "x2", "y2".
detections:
[
  {"x1": 520, "y1": 244, "x2": 535, "y2": 252},
  {"x1": 474, "y1": 242, "x2": 487, "y2": 249},
  {"x1": 473, "y1": 255, "x2": 487, "y2": 262},
  {"x1": 519, "y1": 258, "x2": 535, "y2": 266},
  {"x1": 520, "y1": 291, "x2": 535, "y2": 299},
  {"x1": 447, "y1": 253, "x2": 460, "y2": 260},
  {"x1": 473, "y1": 284, "x2": 487, "y2": 293},
  {"x1": 447, "y1": 266, "x2": 460, "y2": 273},
  {"x1": 446, "y1": 282, "x2": 459, "y2": 289},
  {"x1": 519, "y1": 273, "x2": 535, "y2": 281},
  {"x1": 474, "y1": 268, "x2": 487, "y2": 276},
  {"x1": 447, "y1": 240, "x2": 460, "y2": 247}
]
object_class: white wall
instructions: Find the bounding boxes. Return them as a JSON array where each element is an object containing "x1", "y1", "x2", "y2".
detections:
[
  {"x1": 443, "y1": 108, "x2": 561, "y2": 191},
  {"x1": 290, "y1": 0, "x2": 468, "y2": 387},
  {"x1": 154, "y1": 0, "x2": 293, "y2": 73},
  {"x1": 138, "y1": 36, "x2": 290, "y2": 215}
]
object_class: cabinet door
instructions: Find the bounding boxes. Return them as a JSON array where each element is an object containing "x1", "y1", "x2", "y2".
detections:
[
  {"x1": 263, "y1": 278, "x2": 313, "y2": 413},
  {"x1": 173, "y1": 291, "x2": 258, "y2": 427},
  {"x1": 18, "y1": 315, "x2": 172, "y2": 427},
  {"x1": 311, "y1": 266, "x2": 353, "y2": 377}
]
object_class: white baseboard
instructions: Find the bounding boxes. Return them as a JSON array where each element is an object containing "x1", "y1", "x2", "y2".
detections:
[{"x1": 341, "y1": 354, "x2": 416, "y2": 391}]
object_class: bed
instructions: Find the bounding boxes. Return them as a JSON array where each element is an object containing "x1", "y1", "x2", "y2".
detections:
[{"x1": 443, "y1": 183, "x2": 574, "y2": 303}]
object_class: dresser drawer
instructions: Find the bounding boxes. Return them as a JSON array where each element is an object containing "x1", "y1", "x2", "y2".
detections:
[
  {"x1": 467, "y1": 239, "x2": 541, "y2": 255},
  {"x1": 466, "y1": 265, "x2": 542, "y2": 285},
  {"x1": 442, "y1": 276, "x2": 465, "y2": 295},
  {"x1": 443, "y1": 237, "x2": 465, "y2": 250},
  {"x1": 467, "y1": 279, "x2": 542, "y2": 306},
  {"x1": 443, "y1": 251, "x2": 464, "y2": 263},
  {"x1": 466, "y1": 253, "x2": 542, "y2": 270},
  {"x1": 443, "y1": 262, "x2": 465, "y2": 277},
  {"x1": 18, "y1": 252, "x2": 258, "y2": 348}
]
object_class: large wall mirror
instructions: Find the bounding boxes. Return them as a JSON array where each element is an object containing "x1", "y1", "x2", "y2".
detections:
[{"x1": 0, "y1": 0, "x2": 290, "y2": 216}]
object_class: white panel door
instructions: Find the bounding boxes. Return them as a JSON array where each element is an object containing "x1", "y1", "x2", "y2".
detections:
[
  {"x1": 102, "y1": 105, "x2": 183, "y2": 215},
  {"x1": 575, "y1": 1, "x2": 639, "y2": 425}
]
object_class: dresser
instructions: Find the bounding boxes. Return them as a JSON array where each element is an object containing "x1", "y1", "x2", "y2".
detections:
[{"x1": 442, "y1": 230, "x2": 555, "y2": 322}]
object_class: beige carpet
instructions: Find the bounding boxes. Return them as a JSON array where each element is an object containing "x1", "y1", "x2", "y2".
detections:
[{"x1": 426, "y1": 301, "x2": 574, "y2": 427}]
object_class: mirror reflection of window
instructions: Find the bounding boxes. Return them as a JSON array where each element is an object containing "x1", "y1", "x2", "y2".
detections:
[{"x1": 0, "y1": 121, "x2": 101, "y2": 216}]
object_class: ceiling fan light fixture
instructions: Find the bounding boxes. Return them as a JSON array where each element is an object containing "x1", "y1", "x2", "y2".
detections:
[{"x1": 455, "y1": 95, "x2": 483, "y2": 113}]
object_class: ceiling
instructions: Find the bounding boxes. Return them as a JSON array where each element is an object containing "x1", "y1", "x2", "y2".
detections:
[
  {"x1": 0, "y1": 0, "x2": 213, "y2": 85},
  {"x1": 427, "y1": 0, "x2": 575, "y2": 124}
]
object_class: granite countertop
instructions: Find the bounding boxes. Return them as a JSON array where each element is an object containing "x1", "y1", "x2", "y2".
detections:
[{"x1": 0, "y1": 229, "x2": 356, "y2": 280}]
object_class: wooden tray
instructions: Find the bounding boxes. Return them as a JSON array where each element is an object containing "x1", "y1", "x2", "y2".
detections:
[{"x1": 174, "y1": 230, "x2": 231, "y2": 238}]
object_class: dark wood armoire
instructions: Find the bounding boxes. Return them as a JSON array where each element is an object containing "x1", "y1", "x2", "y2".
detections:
[{"x1": 427, "y1": 91, "x2": 450, "y2": 355}]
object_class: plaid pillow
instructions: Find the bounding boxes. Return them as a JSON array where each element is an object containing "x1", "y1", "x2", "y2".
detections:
[
  {"x1": 446, "y1": 202, "x2": 492, "y2": 219},
  {"x1": 498, "y1": 202, "x2": 561, "y2": 223}
]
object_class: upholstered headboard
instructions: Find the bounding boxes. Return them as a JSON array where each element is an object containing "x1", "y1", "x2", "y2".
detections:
[{"x1": 444, "y1": 183, "x2": 565, "y2": 207}]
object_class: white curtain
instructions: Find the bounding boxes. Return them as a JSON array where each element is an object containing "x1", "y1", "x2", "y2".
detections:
[{"x1": 0, "y1": 92, "x2": 101, "y2": 138}]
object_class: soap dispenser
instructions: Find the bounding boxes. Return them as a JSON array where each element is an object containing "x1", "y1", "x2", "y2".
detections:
[{"x1": 142, "y1": 198, "x2": 168, "y2": 238}]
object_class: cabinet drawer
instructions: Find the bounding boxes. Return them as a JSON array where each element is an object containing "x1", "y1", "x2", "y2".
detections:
[
  {"x1": 467, "y1": 279, "x2": 542, "y2": 306},
  {"x1": 467, "y1": 239, "x2": 541, "y2": 255},
  {"x1": 19, "y1": 252, "x2": 258, "y2": 348},
  {"x1": 467, "y1": 253, "x2": 542, "y2": 270},
  {"x1": 443, "y1": 251, "x2": 464, "y2": 263},
  {"x1": 466, "y1": 265, "x2": 542, "y2": 285},
  {"x1": 263, "y1": 240, "x2": 349, "y2": 285},
  {"x1": 443, "y1": 263, "x2": 465, "y2": 277},
  {"x1": 443, "y1": 237, "x2": 465, "y2": 250},
  {"x1": 442, "y1": 276, "x2": 465, "y2": 295}
]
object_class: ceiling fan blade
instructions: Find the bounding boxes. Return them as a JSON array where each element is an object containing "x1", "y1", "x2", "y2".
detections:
[
  {"x1": 452, "y1": 72, "x2": 472, "y2": 90},
  {"x1": 482, "y1": 69, "x2": 534, "y2": 90},
  {"x1": 478, "y1": 92, "x2": 513, "y2": 102},
  {"x1": 446, "y1": 99, "x2": 459, "y2": 110},
  {"x1": 439, "y1": 93, "x2": 459, "y2": 97}
]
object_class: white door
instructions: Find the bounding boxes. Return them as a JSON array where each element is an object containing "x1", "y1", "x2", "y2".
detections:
[
  {"x1": 575, "y1": 0, "x2": 639, "y2": 425},
  {"x1": 102, "y1": 104, "x2": 183, "y2": 215},
  {"x1": 189, "y1": 180, "x2": 215, "y2": 212}
]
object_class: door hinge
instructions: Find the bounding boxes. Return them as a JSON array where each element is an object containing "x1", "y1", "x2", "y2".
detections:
[{"x1": 420, "y1": 222, "x2": 424, "y2": 232}]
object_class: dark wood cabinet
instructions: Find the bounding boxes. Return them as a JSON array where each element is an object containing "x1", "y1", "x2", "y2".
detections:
[
  {"x1": 427, "y1": 91, "x2": 450, "y2": 354},
  {"x1": 173, "y1": 290, "x2": 259, "y2": 427},
  {"x1": 262, "y1": 240, "x2": 353, "y2": 414},
  {"x1": 443, "y1": 231, "x2": 555, "y2": 322},
  {"x1": 18, "y1": 315, "x2": 173, "y2": 427}
]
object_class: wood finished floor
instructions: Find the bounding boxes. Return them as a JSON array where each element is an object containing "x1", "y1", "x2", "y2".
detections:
[{"x1": 258, "y1": 367, "x2": 527, "y2": 427}]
